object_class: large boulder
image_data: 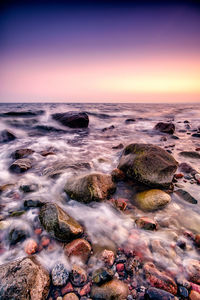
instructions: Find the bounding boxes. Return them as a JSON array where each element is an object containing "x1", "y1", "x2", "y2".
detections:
[
  {"x1": 155, "y1": 122, "x2": 175, "y2": 134},
  {"x1": 64, "y1": 173, "x2": 116, "y2": 203},
  {"x1": 39, "y1": 203, "x2": 83, "y2": 242},
  {"x1": 91, "y1": 279, "x2": 129, "y2": 300},
  {"x1": 0, "y1": 129, "x2": 16, "y2": 143},
  {"x1": 52, "y1": 111, "x2": 89, "y2": 128},
  {"x1": 135, "y1": 189, "x2": 171, "y2": 211},
  {"x1": 0, "y1": 256, "x2": 50, "y2": 300},
  {"x1": 118, "y1": 143, "x2": 178, "y2": 188}
]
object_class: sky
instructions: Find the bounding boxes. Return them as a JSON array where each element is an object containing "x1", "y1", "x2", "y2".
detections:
[{"x1": 0, "y1": 0, "x2": 200, "y2": 103}]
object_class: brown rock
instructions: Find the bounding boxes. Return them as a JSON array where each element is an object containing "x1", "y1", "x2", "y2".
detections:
[
  {"x1": 111, "y1": 168, "x2": 125, "y2": 182},
  {"x1": 189, "y1": 290, "x2": 200, "y2": 300},
  {"x1": 186, "y1": 259, "x2": 200, "y2": 284},
  {"x1": 70, "y1": 264, "x2": 87, "y2": 287},
  {"x1": 9, "y1": 158, "x2": 32, "y2": 173},
  {"x1": 100, "y1": 249, "x2": 115, "y2": 267},
  {"x1": 135, "y1": 216, "x2": 158, "y2": 230},
  {"x1": 25, "y1": 239, "x2": 38, "y2": 255},
  {"x1": 91, "y1": 279, "x2": 129, "y2": 300},
  {"x1": 64, "y1": 238, "x2": 91, "y2": 263},
  {"x1": 0, "y1": 257, "x2": 50, "y2": 300},
  {"x1": 63, "y1": 293, "x2": 79, "y2": 300},
  {"x1": 12, "y1": 148, "x2": 34, "y2": 159}
]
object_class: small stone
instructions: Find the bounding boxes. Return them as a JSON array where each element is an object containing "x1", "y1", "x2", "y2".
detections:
[
  {"x1": 111, "y1": 168, "x2": 125, "y2": 182},
  {"x1": 25, "y1": 239, "x2": 38, "y2": 255},
  {"x1": 61, "y1": 282, "x2": 74, "y2": 295},
  {"x1": 135, "y1": 217, "x2": 158, "y2": 230},
  {"x1": 116, "y1": 263, "x2": 124, "y2": 272},
  {"x1": 179, "y1": 163, "x2": 197, "y2": 174},
  {"x1": 135, "y1": 189, "x2": 171, "y2": 211},
  {"x1": 20, "y1": 184, "x2": 38, "y2": 193},
  {"x1": 175, "y1": 189, "x2": 198, "y2": 204},
  {"x1": 51, "y1": 263, "x2": 69, "y2": 286},
  {"x1": 189, "y1": 290, "x2": 200, "y2": 300},
  {"x1": 79, "y1": 282, "x2": 91, "y2": 296},
  {"x1": 195, "y1": 235, "x2": 200, "y2": 247},
  {"x1": 91, "y1": 279, "x2": 129, "y2": 300},
  {"x1": 8, "y1": 228, "x2": 28, "y2": 245},
  {"x1": 0, "y1": 129, "x2": 16, "y2": 143},
  {"x1": 9, "y1": 158, "x2": 32, "y2": 173},
  {"x1": 190, "y1": 282, "x2": 200, "y2": 294},
  {"x1": 40, "y1": 150, "x2": 55, "y2": 157},
  {"x1": 186, "y1": 259, "x2": 200, "y2": 284},
  {"x1": 24, "y1": 199, "x2": 44, "y2": 209},
  {"x1": 110, "y1": 198, "x2": 127, "y2": 211},
  {"x1": 174, "y1": 173, "x2": 184, "y2": 179},
  {"x1": 125, "y1": 257, "x2": 141, "y2": 274},
  {"x1": 12, "y1": 148, "x2": 34, "y2": 159},
  {"x1": 100, "y1": 249, "x2": 115, "y2": 267},
  {"x1": 63, "y1": 293, "x2": 79, "y2": 300},
  {"x1": 64, "y1": 238, "x2": 91, "y2": 263},
  {"x1": 112, "y1": 143, "x2": 124, "y2": 150},
  {"x1": 145, "y1": 287, "x2": 175, "y2": 299},
  {"x1": 92, "y1": 267, "x2": 113, "y2": 285},
  {"x1": 178, "y1": 286, "x2": 189, "y2": 298},
  {"x1": 125, "y1": 118, "x2": 136, "y2": 124},
  {"x1": 195, "y1": 174, "x2": 200, "y2": 181},
  {"x1": 179, "y1": 151, "x2": 200, "y2": 159},
  {"x1": 41, "y1": 236, "x2": 50, "y2": 247},
  {"x1": 70, "y1": 265, "x2": 87, "y2": 287}
]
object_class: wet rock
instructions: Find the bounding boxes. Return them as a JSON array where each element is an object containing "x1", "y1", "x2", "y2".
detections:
[
  {"x1": 79, "y1": 282, "x2": 91, "y2": 296},
  {"x1": 0, "y1": 183, "x2": 15, "y2": 194},
  {"x1": 0, "y1": 129, "x2": 16, "y2": 143},
  {"x1": 178, "y1": 286, "x2": 189, "y2": 298},
  {"x1": 144, "y1": 262, "x2": 177, "y2": 295},
  {"x1": 0, "y1": 256, "x2": 50, "y2": 300},
  {"x1": 52, "y1": 111, "x2": 89, "y2": 128},
  {"x1": 51, "y1": 263, "x2": 69, "y2": 286},
  {"x1": 12, "y1": 148, "x2": 34, "y2": 159},
  {"x1": 192, "y1": 133, "x2": 200, "y2": 138},
  {"x1": 8, "y1": 227, "x2": 28, "y2": 245},
  {"x1": 189, "y1": 290, "x2": 200, "y2": 300},
  {"x1": 190, "y1": 283, "x2": 200, "y2": 294},
  {"x1": 125, "y1": 118, "x2": 136, "y2": 124},
  {"x1": 64, "y1": 238, "x2": 92, "y2": 263},
  {"x1": 110, "y1": 198, "x2": 127, "y2": 211},
  {"x1": 145, "y1": 287, "x2": 175, "y2": 299},
  {"x1": 112, "y1": 143, "x2": 124, "y2": 150},
  {"x1": 179, "y1": 151, "x2": 200, "y2": 159},
  {"x1": 92, "y1": 267, "x2": 114, "y2": 285},
  {"x1": 175, "y1": 189, "x2": 198, "y2": 204},
  {"x1": 171, "y1": 135, "x2": 179, "y2": 140},
  {"x1": 155, "y1": 122, "x2": 175, "y2": 134},
  {"x1": 195, "y1": 234, "x2": 200, "y2": 247},
  {"x1": 61, "y1": 282, "x2": 74, "y2": 295},
  {"x1": 39, "y1": 203, "x2": 83, "y2": 242},
  {"x1": 179, "y1": 163, "x2": 197, "y2": 174},
  {"x1": 118, "y1": 143, "x2": 178, "y2": 188},
  {"x1": 111, "y1": 168, "x2": 125, "y2": 182},
  {"x1": 135, "y1": 216, "x2": 158, "y2": 230},
  {"x1": 100, "y1": 249, "x2": 115, "y2": 267},
  {"x1": 0, "y1": 110, "x2": 44, "y2": 117},
  {"x1": 102, "y1": 125, "x2": 115, "y2": 132},
  {"x1": 40, "y1": 150, "x2": 55, "y2": 157},
  {"x1": 91, "y1": 279, "x2": 129, "y2": 300},
  {"x1": 186, "y1": 259, "x2": 200, "y2": 285},
  {"x1": 64, "y1": 173, "x2": 116, "y2": 203},
  {"x1": 20, "y1": 184, "x2": 38, "y2": 193},
  {"x1": 25, "y1": 238, "x2": 38, "y2": 255},
  {"x1": 24, "y1": 199, "x2": 44, "y2": 208},
  {"x1": 125, "y1": 256, "x2": 141, "y2": 274},
  {"x1": 135, "y1": 189, "x2": 171, "y2": 211},
  {"x1": 9, "y1": 158, "x2": 32, "y2": 173},
  {"x1": 63, "y1": 293, "x2": 79, "y2": 300},
  {"x1": 70, "y1": 264, "x2": 87, "y2": 287}
]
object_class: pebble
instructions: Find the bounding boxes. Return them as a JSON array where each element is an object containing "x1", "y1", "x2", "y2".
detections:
[
  {"x1": 100, "y1": 249, "x2": 115, "y2": 266},
  {"x1": 25, "y1": 239, "x2": 38, "y2": 255},
  {"x1": 63, "y1": 293, "x2": 79, "y2": 300},
  {"x1": 70, "y1": 265, "x2": 87, "y2": 287},
  {"x1": 51, "y1": 263, "x2": 69, "y2": 286},
  {"x1": 61, "y1": 282, "x2": 74, "y2": 295},
  {"x1": 189, "y1": 290, "x2": 200, "y2": 300},
  {"x1": 92, "y1": 267, "x2": 113, "y2": 285},
  {"x1": 178, "y1": 286, "x2": 189, "y2": 298}
]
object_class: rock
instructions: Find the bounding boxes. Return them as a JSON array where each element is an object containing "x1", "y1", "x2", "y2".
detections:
[
  {"x1": 125, "y1": 256, "x2": 141, "y2": 274},
  {"x1": 64, "y1": 238, "x2": 92, "y2": 263},
  {"x1": 189, "y1": 290, "x2": 200, "y2": 300},
  {"x1": 52, "y1": 111, "x2": 89, "y2": 128},
  {"x1": 192, "y1": 133, "x2": 200, "y2": 138},
  {"x1": 63, "y1": 293, "x2": 79, "y2": 300},
  {"x1": 0, "y1": 256, "x2": 50, "y2": 300},
  {"x1": 102, "y1": 125, "x2": 115, "y2": 132},
  {"x1": 111, "y1": 168, "x2": 125, "y2": 182},
  {"x1": 190, "y1": 283, "x2": 200, "y2": 294},
  {"x1": 155, "y1": 122, "x2": 175, "y2": 134},
  {"x1": 179, "y1": 151, "x2": 200, "y2": 159},
  {"x1": 145, "y1": 287, "x2": 175, "y2": 299},
  {"x1": 0, "y1": 110, "x2": 44, "y2": 117},
  {"x1": 179, "y1": 163, "x2": 197, "y2": 174},
  {"x1": 175, "y1": 189, "x2": 198, "y2": 204},
  {"x1": 135, "y1": 216, "x2": 158, "y2": 230},
  {"x1": 39, "y1": 203, "x2": 83, "y2": 242},
  {"x1": 100, "y1": 249, "x2": 115, "y2": 267},
  {"x1": 70, "y1": 264, "x2": 87, "y2": 287},
  {"x1": 92, "y1": 267, "x2": 114, "y2": 285},
  {"x1": 112, "y1": 143, "x2": 124, "y2": 150},
  {"x1": 12, "y1": 148, "x2": 34, "y2": 159},
  {"x1": 109, "y1": 198, "x2": 127, "y2": 211},
  {"x1": 0, "y1": 129, "x2": 16, "y2": 143},
  {"x1": 195, "y1": 174, "x2": 200, "y2": 181},
  {"x1": 24, "y1": 199, "x2": 44, "y2": 209},
  {"x1": 144, "y1": 262, "x2": 177, "y2": 295},
  {"x1": 40, "y1": 150, "x2": 55, "y2": 157},
  {"x1": 178, "y1": 286, "x2": 189, "y2": 298},
  {"x1": 51, "y1": 263, "x2": 69, "y2": 286},
  {"x1": 125, "y1": 118, "x2": 136, "y2": 124},
  {"x1": 91, "y1": 279, "x2": 129, "y2": 300},
  {"x1": 20, "y1": 184, "x2": 38, "y2": 193},
  {"x1": 25, "y1": 239, "x2": 38, "y2": 255},
  {"x1": 118, "y1": 143, "x2": 178, "y2": 188},
  {"x1": 135, "y1": 189, "x2": 171, "y2": 211},
  {"x1": 79, "y1": 282, "x2": 91, "y2": 296},
  {"x1": 61, "y1": 282, "x2": 74, "y2": 295},
  {"x1": 195, "y1": 234, "x2": 200, "y2": 247},
  {"x1": 8, "y1": 227, "x2": 29, "y2": 245},
  {"x1": 9, "y1": 158, "x2": 32, "y2": 173},
  {"x1": 186, "y1": 259, "x2": 200, "y2": 285},
  {"x1": 64, "y1": 173, "x2": 116, "y2": 203}
]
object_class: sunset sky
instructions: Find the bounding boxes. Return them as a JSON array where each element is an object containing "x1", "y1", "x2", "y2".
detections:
[{"x1": 0, "y1": 0, "x2": 200, "y2": 103}]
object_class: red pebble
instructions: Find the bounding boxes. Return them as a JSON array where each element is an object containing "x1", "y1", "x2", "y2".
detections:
[
  {"x1": 116, "y1": 263, "x2": 124, "y2": 272},
  {"x1": 174, "y1": 173, "x2": 184, "y2": 179},
  {"x1": 25, "y1": 239, "x2": 38, "y2": 255},
  {"x1": 61, "y1": 282, "x2": 74, "y2": 295},
  {"x1": 79, "y1": 282, "x2": 91, "y2": 296},
  {"x1": 34, "y1": 228, "x2": 42, "y2": 235},
  {"x1": 41, "y1": 236, "x2": 50, "y2": 247}
]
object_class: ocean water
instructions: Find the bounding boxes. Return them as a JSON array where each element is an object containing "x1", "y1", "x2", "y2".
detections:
[{"x1": 0, "y1": 102, "x2": 200, "y2": 296}]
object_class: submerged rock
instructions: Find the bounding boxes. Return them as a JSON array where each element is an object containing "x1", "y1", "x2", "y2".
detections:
[
  {"x1": 135, "y1": 216, "x2": 158, "y2": 230},
  {"x1": 118, "y1": 143, "x2": 178, "y2": 188},
  {"x1": 8, "y1": 227, "x2": 29, "y2": 245},
  {"x1": 64, "y1": 238, "x2": 92, "y2": 263},
  {"x1": 0, "y1": 257, "x2": 50, "y2": 300},
  {"x1": 51, "y1": 263, "x2": 69, "y2": 286},
  {"x1": 145, "y1": 287, "x2": 175, "y2": 299},
  {"x1": 179, "y1": 151, "x2": 200, "y2": 159},
  {"x1": 12, "y1": 148, "x2": 34, "y2": 159},
  {"x1": 20, "y1": 184, "x2": 38, "y2": 193},
  {"x1": 135, "y1": 189, "x2": 171, "y2": 211},
  {"x1": 39, "y1": 203, "x2": 83, "y2": 242},
  {"x1": 9, "y1": 158, "x2": 32, "y2": 173},
  {"x1": 52, "y1": 111, "x2": 89, "y2": 128},
  {"x1": 0, "y1": 110, "x2": 44, "y2": 117},
  {"x1": 144, "y1": 262, "x2": 177, "y2": 295},
  {"x1": 64, "y1": 173, "x2": 116, "y2": 203},
  {"x1": 179, "y1": 163, "x2": 197, "y2": 174},
  {"x1": 0, "y1": 129, "x2": 16, "y2": 143},
  {"x1": 155, "y1": 122, "x2": 175, "y2": 134},
  {"x1": 70, "y1": 264, "x2": 87, "y2": 287},
  {"x1": 186, "y1": 259, "x2": 200, "y2": 285},
  {"x1": 91, "y1": 279, "x2": 129, "y2": 300},
  {"x1": 175, "y1": 189, "x2": 198, "y2": 204}
]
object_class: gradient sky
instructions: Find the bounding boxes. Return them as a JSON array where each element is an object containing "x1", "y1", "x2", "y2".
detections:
[{"x1": 0, "y1": 0, "x2": 200, "y2": 102}]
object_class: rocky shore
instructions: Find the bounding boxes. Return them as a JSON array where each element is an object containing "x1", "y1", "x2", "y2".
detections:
[{"x1": 0, "y1": 104, "x2": 200, "y2": 300}]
